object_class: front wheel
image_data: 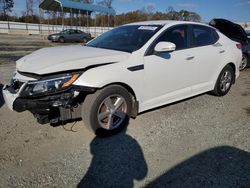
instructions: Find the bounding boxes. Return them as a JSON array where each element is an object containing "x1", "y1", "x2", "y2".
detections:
[
  {"x1": 81, "y1": 85, "x2": 133, "y2": 137},
  {"x1": 211, "y1": 65, "x2": 235, "y2": 96},
  {"x1": 58, "y1": 37, "x2": 65, "y2": 43}
]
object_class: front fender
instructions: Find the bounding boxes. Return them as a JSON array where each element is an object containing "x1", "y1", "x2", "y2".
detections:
[{"x1": 72, "y1": 62, "x2": 146, "y2": 103}]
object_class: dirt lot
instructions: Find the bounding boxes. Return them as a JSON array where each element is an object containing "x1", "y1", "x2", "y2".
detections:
[{"x1": 0, "y1": 34, "x2": 250, "y2": 188}]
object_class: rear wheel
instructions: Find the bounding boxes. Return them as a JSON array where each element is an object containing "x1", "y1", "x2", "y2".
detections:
[
  {"x1": 81, "y1": 85, "x2": 133, "y2": 137},
  {"x1": 82, "y1": 37, "x2": 88, "y2": 43},
  {"x1": 239, "y1": 54, "x2": 248, "y2": 71},
  {"x1": 212, "y1": 65, "x2": 235, "y2": 96}
]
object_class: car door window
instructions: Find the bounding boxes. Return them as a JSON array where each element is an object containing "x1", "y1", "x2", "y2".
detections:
[
  {"x1": 76, "y1": 30, "x2": 82, "y2": 34},
  {"x1": 69, "y1": 30, "x2": 75, "y2": 34},
  {"x1": 147, "y1": 25, "x2": 189, "y2": 55},
  {"x1": 191, "y1": 25, "x2": 219, "y2": 47},
  {"x1": 61, "y1": 30, "x2": 70, "y2": 34},
  {"x1": 64, "y1": 30, "x2": 70, "y2": 34},
  {"x1": 160, "y1": 26, "x2": 188, "y2": 50}
]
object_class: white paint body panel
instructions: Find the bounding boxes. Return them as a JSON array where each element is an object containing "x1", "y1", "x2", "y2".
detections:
[
  {"x1": 73, "y1": 23, "x2": 241, "y2": 112},
  {"x1": 6, "y1": 21, "x2": 242, "y2": 114}
]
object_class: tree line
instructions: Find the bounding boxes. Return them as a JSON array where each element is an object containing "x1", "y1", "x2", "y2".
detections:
[{"x1": 0, "y1": 0, "x2": 202, "y2": 27}]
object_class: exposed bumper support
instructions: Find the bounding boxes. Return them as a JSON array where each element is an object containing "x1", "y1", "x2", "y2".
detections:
[{"x1": 2, "y1": 84, "x2": 96, "y2": 124}]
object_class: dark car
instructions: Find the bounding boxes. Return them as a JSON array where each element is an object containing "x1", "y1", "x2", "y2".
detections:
[
  {"x1": 209, "y1": 18, "x2": 250, "y2": 70},
  {"x1": 48, "y1": 29, "x2": 91, "y2": 43},
  {"x1": 246, "y1": 30, "x2": 250, "y2": 39}
]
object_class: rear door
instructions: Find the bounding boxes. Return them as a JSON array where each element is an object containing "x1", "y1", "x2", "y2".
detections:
[
  {"x1": 189, "y1": 24, "x2": 224, "y2": 93},
  {"x1": 69, "y1": 30, "x2": 79, "y2": 41},
  {"x1": 74, "y1": 30, "x2": 84, "y2": 41}
]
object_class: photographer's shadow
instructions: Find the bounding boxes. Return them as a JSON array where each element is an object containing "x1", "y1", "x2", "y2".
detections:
[
  {"x1": 77, "y1": 130, "x2": 148, "y2": 188},
  {"x1": 145, "y1": 146, "x2": 250, "y2": 188}
]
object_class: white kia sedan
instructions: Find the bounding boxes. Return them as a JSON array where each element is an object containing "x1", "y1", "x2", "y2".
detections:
[{"x1": 2, "y1": 21, "x2": 242, "y2": 136}]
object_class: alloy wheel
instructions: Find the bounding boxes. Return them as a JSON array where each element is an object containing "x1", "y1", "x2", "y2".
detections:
[
  {"x1": 219, "y1": 70, "x2": 232, "y2": 92},
  {"x1": 97, "y1": 95, "x2": 127, "y2": 130},
  {"x1": 239, "y1": 55, "x2": 248, "y2": 71}
]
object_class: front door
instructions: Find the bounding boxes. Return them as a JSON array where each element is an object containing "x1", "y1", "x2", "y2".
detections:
[{"x1": 143, "y1": 25, "x2": 195, "y2": 109}]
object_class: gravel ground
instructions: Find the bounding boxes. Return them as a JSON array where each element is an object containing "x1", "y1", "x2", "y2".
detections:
[{"x1": 0, "y1": 34, "x2": 250, "y2": 188}]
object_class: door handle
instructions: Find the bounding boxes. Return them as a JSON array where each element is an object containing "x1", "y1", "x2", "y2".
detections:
[
  {"x1": 219, "y1": 50, "x2": 225, "y2": 54},
  {"x1": 186, "y1": 56, "x2": 195, "y2": 60}
]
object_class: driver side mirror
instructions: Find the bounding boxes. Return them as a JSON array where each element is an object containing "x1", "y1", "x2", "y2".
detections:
[{"x1": 154, "y1": 42, "x2": 176, "y2": 53}]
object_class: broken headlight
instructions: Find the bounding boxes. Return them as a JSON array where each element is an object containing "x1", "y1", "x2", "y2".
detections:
[{"x1": 20, "y1": 73, "x2": 80, "y2": 97}]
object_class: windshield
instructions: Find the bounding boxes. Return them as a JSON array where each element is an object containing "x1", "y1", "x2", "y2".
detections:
[{"x1": 86, "y1": 25, "x2": 162, "y2": 53}]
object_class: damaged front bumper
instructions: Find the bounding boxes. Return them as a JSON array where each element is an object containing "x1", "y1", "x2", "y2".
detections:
[
  {"x1": 2, "y1": 83, "x2": 26, "y2": 111},
  {"x1": 2, "y1": 86, "x2": 18, "y2": 111},
  {"x1": 2, "y1": 82, "x2": 96, "y2": 124}
]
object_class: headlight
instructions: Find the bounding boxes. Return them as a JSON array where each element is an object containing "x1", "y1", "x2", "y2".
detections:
[{"x1": 20, "y1": 73, "x2": 80, "y2": 97}]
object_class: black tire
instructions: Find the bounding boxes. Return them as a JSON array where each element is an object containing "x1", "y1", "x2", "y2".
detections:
[
  {"x1": 239, "y1": 54, "x2": 248, "y2": 71},
  {"x1": 81, "y1": 85, "x2": 133, "y2": 137},
  {"x1": 211, "y1": 65, "x2": 235, "y2": 96},
  {"x1": 59, "y1": 37, "x2": 65, "y2": 43},
  {"x1": 82, "y1": 37, "x2": 88, "y2": 43}
]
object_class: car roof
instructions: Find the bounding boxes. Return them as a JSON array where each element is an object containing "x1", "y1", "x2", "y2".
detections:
[
  {"x1": 125, "y1": 20, "x2": 209, "y2": 27},
  {"x1": 62, "y1": 29, "x2": 81, "y2": 32}
]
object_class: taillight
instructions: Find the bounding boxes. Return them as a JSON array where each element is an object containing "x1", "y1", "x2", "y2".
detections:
[{"x1": 236, "y1": 43, "x2": 242, "y2": 49}]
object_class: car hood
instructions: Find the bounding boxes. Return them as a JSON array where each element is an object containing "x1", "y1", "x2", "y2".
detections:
[{"x1": 16, "y1": 45, "x2": 130, "y2": 75}]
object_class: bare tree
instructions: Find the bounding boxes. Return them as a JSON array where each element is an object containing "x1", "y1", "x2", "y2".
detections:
[
  {"x1": 26, "y1": 0, "x2": 34, "y2": 16},
  {"x1": 0, "y1": 0, "x2": 14, "y2": 19},
  {"x1": 145, "y1": 3, "x2": 155, "y2": 14},
  {"x1": 36, "y1": 0, "x2": 44, "y2": 22},
  {"x1": 141, "y1": 3, "x2": 155, "y2": 20}
]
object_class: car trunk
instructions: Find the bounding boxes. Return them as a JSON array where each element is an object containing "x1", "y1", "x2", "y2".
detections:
[{"x1": 209, "y1": 18, "x2": 248, "y2": 45}]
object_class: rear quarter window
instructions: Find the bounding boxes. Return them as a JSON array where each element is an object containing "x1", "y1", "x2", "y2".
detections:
[{"x1": 191, "y1": 25, "x2": 219, "y2": 47}]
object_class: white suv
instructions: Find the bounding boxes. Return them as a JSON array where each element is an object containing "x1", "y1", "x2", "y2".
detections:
[{"x1": 2, "y1": 21, "x2": 242, "y2": 136}]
